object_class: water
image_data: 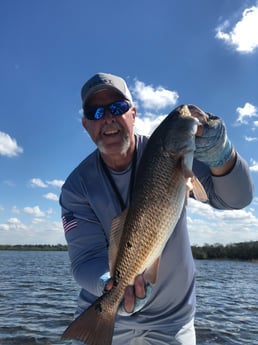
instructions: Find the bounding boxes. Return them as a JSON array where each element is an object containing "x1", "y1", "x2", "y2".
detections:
[
  {"x1": 195, "y1": 260, "x2": 258, "y2": 344},
  {"x1": 0, "y1": 251, "x2": 257, "y2": 345},
  {"x1": 0, "y1": 251, "x2": 77, "y2": 345}
]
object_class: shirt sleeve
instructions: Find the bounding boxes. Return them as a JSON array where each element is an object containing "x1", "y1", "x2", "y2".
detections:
[
  {"x1": 193, "y1": 152, "x2": 253, "y2": 210},
  {"x1": 60, "y1": 181, "x2": 109, "y2": 297}
]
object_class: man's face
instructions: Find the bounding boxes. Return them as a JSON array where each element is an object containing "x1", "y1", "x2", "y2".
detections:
[{"x1": 82, "y1": 89, "x2": 136, "y2": 157}]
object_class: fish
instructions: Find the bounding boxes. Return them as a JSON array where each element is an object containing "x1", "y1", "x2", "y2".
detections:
[{"x1": 61, "y1": 104, "x2": 208, "y2": 345}]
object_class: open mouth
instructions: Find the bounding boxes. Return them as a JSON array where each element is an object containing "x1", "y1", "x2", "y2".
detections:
[
  {"x1": 103, "y1": 129, "x2": 120, "y2": 136},
  {"x1": 102, "y1": 124, "x2": 121, "y2": 137}
]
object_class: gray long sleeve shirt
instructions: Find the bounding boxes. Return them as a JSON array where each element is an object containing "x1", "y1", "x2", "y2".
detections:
[{"x1": 60, "y1": 134, "x2": 253, "y2": 332}]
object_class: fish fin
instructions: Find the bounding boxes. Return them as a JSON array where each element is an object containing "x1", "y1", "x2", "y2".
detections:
[
  {"x1": 143, "y1": 257, "x2": 160, "y2": 285},
  {"x1": 191, "y1": 176, "x2": 208, "y2": 202},
  {"x1": 62, "y1": 295, "x2": 115, "y2": 345},
  {"x1": 109, "y1": 209, "x2": 128, "y2": 276},
  {"x1": 181, "y1": 155, "x2": 208, "y2": 203}
]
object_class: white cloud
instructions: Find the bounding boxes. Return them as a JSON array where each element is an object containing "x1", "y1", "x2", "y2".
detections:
[
  {"x1": 0, "y1": 218, "x2": 65, "y2": 245},
  {"x1": 215, "y1": 6, "x2": 258, "y2": 53},
  {"x1": 30, "y1": 178, "x2": 64, "y2": 188},
  {"x1": 46, "y1": 179, "x2": 64, "y2": 188},
  {"x1": 245, "y1": 135, "x2": 258, "y2": 142},
  {"x1": 187, "y1": 199, "x2": 258, "y2": 245},
  {"x1": 0, "y1": 223, "x2": 9, "y2": 231},
  {"x1": 0, "y1": 131, "x2": 23, "y2": 157},
  {"x1": 43, "y1": 192, "x2": 59, "y2": 201},
  {"x1": 23, "y1": 206, "x2": 46, "y2": 217},
  {"x1": 250, "y1": 159, "x2": 258, "y2": 172},
  {"x1": 30, "y1": 178, "x2": 48, "y2": 188},
  {"x1": 132, "y1": 79, "x2": 179, "y2": 136},
  {"x1": 0, "y1": 217, "x2": 27, "y2": 231},
  {"x1": 32, "y1": 218, "x2": 45, "y2": 224},
  {"x1": 132, "y1": 80, "x2": 179, "y2": 110},
  {"x1": 8, "y1": 217, "x2": 23, "y2": 225},
  {"x1": 135, "y1": 113, "x2": 166, "y2": 136},
  {"x1": 236, "y1": 102, "x2": 257, "y2": 124}
]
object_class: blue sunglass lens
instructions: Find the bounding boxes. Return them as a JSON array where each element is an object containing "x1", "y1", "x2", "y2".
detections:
[
  {"x1": 109, "y1": 101, "x2": 130, "y2": 115},
  {"x1": 84, "y1": 100, "x2": 130, "y2": 120},
  {"x1": 84, "y1": 106, "x2": 104, "y2": 120},
  {"x1": 94, "y1": 108, "x2": 105, "y2": 120}
]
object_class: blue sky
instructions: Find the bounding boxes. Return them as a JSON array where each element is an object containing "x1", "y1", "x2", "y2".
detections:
[{"x1": 1, "y1": 0, "x2": 258, "y2": 245}]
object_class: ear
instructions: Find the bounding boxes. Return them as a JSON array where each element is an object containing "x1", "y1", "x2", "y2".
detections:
[
  {"x1": 131, "y1": 106, "x2": 136, "y2": 122},
  {"x1": 82, "y1": 116, "x2": 88, "y2": 131}
]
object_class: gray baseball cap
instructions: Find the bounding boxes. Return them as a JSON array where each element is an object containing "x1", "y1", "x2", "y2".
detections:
[{"x1": 81, "y1": 72, "x2": 133, "y2": 107}]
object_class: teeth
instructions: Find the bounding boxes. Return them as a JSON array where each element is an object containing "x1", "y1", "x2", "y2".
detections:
[{"x1": 104, "y1": 130, "x2": 119, "y2": 135}]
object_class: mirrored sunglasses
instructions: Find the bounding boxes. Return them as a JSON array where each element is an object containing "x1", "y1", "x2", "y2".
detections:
[{"x1": 84, "y1": 100, "x2": 131, "y2": 120}]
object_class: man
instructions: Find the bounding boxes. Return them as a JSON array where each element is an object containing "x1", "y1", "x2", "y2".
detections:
[{"x1": 60, "y1": 72, "x2": 253, "y2": 345}]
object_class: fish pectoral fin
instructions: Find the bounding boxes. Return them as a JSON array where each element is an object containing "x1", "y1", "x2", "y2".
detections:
[
  {"x1": 181, "y1": 154, "x2": 208, "y2": 203},
  {"x1": 109, "y1": 208, "x2": 129, "y2": 275},
  {"x1": 143, "y1": 257, "x2": 160, "y2": 285},
  {"x1": 191, "y1": 176, "x2": 208, "y2": 202}
]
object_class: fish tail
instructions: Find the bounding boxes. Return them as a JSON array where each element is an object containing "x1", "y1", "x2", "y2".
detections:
[{"x1": 61, "y1": 295, "x2": 116, "y2": 345}]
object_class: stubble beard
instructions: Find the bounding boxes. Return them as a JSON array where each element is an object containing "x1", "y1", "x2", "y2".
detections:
[{"x1": 96, "y1": 126, "x2": 131, "y2": 156}]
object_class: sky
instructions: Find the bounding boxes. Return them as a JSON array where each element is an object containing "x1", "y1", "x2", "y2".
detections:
[{"x1": 0, "y1": 0, "x2": 258, "y2": 246}]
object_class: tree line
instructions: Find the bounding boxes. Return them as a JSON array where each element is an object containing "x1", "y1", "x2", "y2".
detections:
[
  {"x1": 191, "y1": 241, "x2": 258, "y2": 261},
  {"x1": 0, "y1": 244, "x2": 67, "y2": 251},
  {"x1": 0, "y1": 241, "x2": 257, "y2": 261}
]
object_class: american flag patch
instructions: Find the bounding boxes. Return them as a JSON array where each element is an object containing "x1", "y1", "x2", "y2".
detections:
[{"x1": 62, "y1": 214, "x2": 77, "y2": 233}]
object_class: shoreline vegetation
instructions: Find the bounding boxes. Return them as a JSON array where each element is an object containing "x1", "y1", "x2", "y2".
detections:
[
  {"x1": 191, "y1": 241, "x2": 258, "y2": 261},
  {"x1": 0, "y1": 241, "x2": 257, "y2": 261}
]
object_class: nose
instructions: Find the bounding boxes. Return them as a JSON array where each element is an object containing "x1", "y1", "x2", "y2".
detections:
[{"x1": 103, "y1": 109, "x2": 115, "y2": 123}]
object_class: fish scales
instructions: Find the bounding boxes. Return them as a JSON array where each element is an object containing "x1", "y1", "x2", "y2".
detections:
[
  {"x1": 113, "y1": 145, "x2": 186, "y2": 283},
  {"x1": 62, "y1": 104, "x2": 202, "y2": 345}
]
